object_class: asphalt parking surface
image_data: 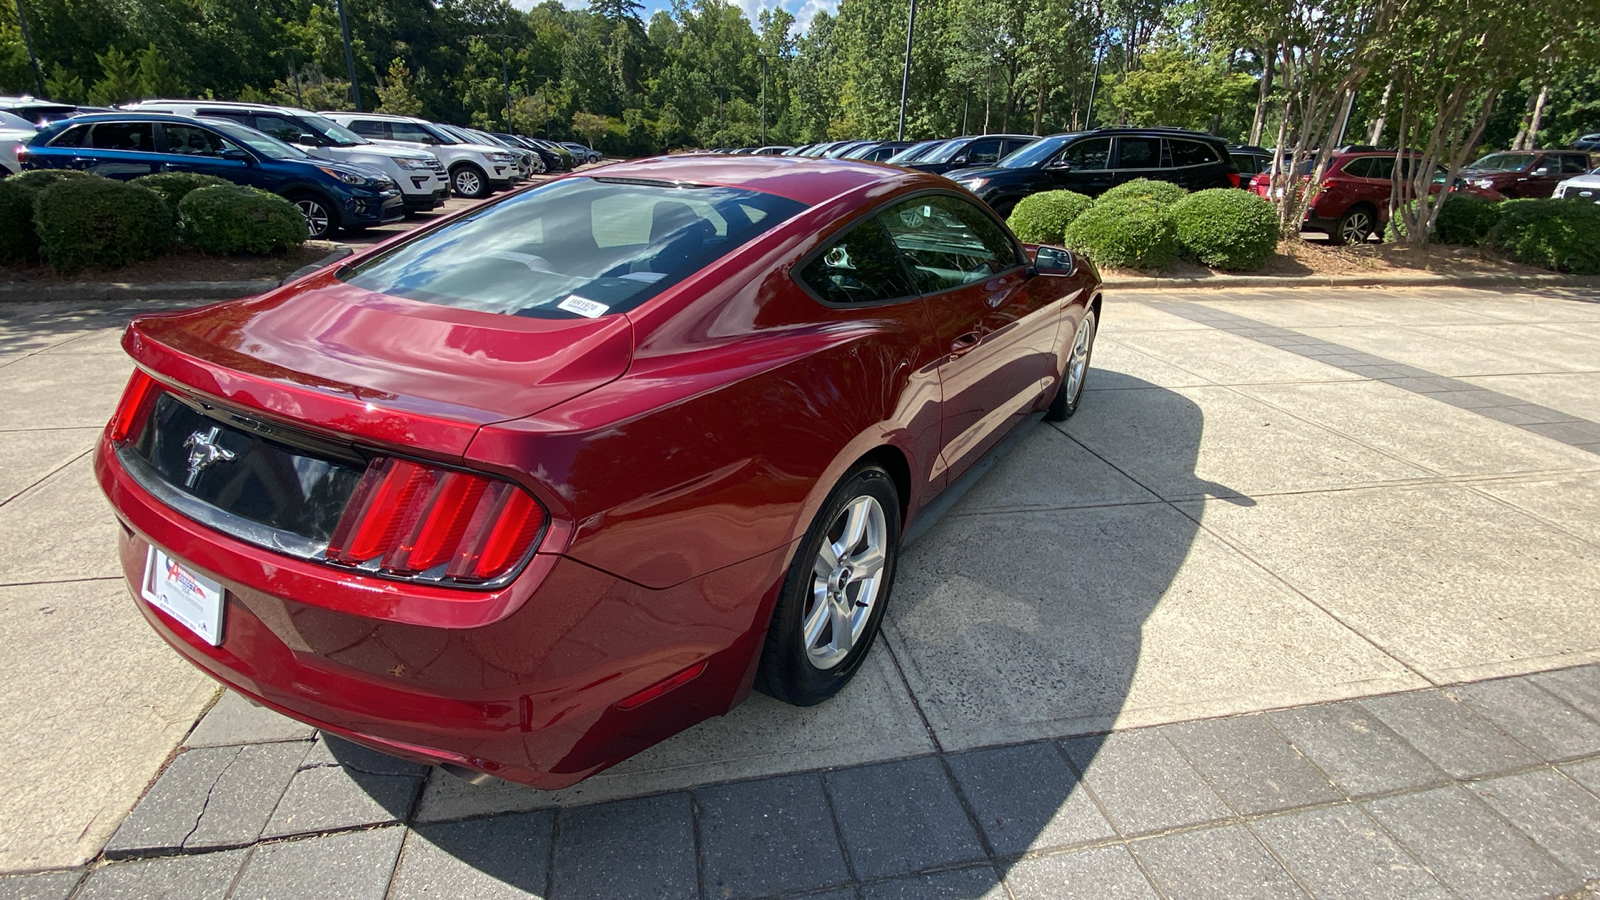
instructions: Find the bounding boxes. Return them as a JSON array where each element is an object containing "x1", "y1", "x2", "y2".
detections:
[{"x1": 1, "y1": 284, "x2": 1598, "y2": 898}]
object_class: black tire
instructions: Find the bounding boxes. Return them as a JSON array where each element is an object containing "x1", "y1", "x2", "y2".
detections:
[
  {"x1": 1047, "y1": 306, "x2": 1097, "y2": 421},
  {"x1": 288, "y1": 192, "x2": 339, "y2": 240},
  {"x1": 529, "y1": 154, "x2": 546, "y2": 175},
  {"x1": 450, "y1": 164, "x2": 490, "y2": 199},
  {"x1": 989, "y1": 196, "x2": 1019, "y2": 219},
  {"x1": 1330, "y1": 205, "x2": 1377, "y2": 245},
  {"x1": 757, "y1": 464, "x2": 901, "y2": 706}
]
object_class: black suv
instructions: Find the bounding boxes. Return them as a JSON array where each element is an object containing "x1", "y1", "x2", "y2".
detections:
[{"x1": 945, "y1": 127, "x2": 1240, "y2": 216}]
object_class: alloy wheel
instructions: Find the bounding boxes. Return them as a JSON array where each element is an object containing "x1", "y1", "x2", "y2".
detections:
[
  {"x1": 1065, "y1": 310, "x2": 1096, "y2": 405},
  {"x1": 454, "y1": 169, "x2": 483, "y2": 196},
  {"x1": 802, "y1": 495, "x2": 888, "y2": 670},
  {"x1": 1341, "y1": 211, "x2": 1373, "y2": 244},
  {"x1": 295, "y1": 199, "x2": 332, "y2": 239}
]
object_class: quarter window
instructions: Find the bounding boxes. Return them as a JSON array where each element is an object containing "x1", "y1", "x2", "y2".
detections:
[
  {"x1": 48, "y1": 123, "x2": 90, "y2": 147},
  {"x1": 1561, "y1": 154, "x2": 1589, "y2": 174},
  {"x1": 800, "y1": 220, "x2": 916, "y2": 305},
  {"x1": 1058, "y1": 137, "x2": 1110, "y2": 170},
  {"x1": 1171, "y1": 140, "x2": 1218, "y2": 167},
  {"x1": 1117, "y1": 137, "x2": 1162, "y2": 169},
  {"x1": 1340, "y1": 157, "x2": 1373, "y2": 178},
  {"x1": 879, "y1": 194, "x2": 1019, "y2": 294}
]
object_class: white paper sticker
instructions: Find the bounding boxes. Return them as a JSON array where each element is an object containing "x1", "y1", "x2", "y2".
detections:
[{"x1": 558, "y1": 295, "x2": 609, "y2": 318}]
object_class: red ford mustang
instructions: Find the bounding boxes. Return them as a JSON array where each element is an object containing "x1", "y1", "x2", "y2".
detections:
[{"x1": 97, "y1": 156, "x2": 1103, "y2": 788}]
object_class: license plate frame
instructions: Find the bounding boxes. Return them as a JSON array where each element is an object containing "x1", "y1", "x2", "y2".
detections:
[{"x1": 140, "y1": 546, "x2": 225, "y2": 646}]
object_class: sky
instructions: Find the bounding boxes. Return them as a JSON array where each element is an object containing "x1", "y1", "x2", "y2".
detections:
[{"x1": 528, "y1": 0, "x2": 840, "y2": 33}]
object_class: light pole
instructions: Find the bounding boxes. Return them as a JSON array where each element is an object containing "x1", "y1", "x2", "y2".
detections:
[
  {"x1": 333, "y1": 0, "x2": 362, "y2": 110},
  {"x1": 13, "y1": 0, "x2": 44, "y2": 98},
  {"x1": 484, "y1": 35, "x2": 513, "y2": 132},
  {"x1": 759, "y1": 55, "x2": 768, "y2": 145},
  {"x1": 895, "y1": 0, "x2": 918, "y2": 140}
]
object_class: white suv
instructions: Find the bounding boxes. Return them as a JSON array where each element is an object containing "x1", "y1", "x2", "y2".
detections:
[
  {"x1": 124, "y1": 100, "x2": 450, "y2": 214},
  {"x1": 321, "y1": 112, "x2": 521, "y2": 199}
]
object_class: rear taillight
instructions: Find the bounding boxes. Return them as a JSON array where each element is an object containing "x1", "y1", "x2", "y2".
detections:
[
  {"x1": 326, "y1": 457, "x2": 546, "y2": 584},
  {"x1": 110, "y1": 369, "x2": 161, "y2": 442}
]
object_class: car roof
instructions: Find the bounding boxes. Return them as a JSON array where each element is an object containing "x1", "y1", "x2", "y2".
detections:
[
  {"x1": 129, "y1": 99, "x2": 315, "y2": 115},
  {"x1": 37, "y1": 111, "x2": 212, "y2": 126},
  {"x1": 583, "y1": 155, "x2": 948, "y2": 206}
]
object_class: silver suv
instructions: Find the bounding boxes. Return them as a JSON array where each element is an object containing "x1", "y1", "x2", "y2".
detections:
[
  {"x1": 321, "y1": 112, "x2": 521, "y2": 199},
  {"x1": 124, "y1": 101, "x2": 450, "y2": 213}
]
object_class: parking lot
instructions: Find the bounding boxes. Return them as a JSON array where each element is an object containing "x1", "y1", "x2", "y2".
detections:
[{"x1": 1, "y1": 284, "x2": 1598, "y2": 898}]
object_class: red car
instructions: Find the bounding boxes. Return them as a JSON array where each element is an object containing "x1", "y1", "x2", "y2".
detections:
[
  {"x1": 96, "y1": 156, "x2": 1102, "y2": 788},
  {"x1": 1250, "y1": 149, "x2": 1504, "y2": 244}
]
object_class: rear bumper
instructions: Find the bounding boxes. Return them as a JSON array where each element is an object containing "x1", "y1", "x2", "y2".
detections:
[{"x1": 95, "y1": 431, "x2": 786, "y2": 788}]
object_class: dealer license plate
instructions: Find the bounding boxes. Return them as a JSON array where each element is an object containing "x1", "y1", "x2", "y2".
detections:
[{"x1": 141, "y1": 546, "x2": 225, "y2": 646}]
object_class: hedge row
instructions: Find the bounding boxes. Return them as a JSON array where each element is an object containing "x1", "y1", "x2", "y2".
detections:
[
  {"x1": 1420, "y1": 194, "x2": 1600, "y2": 275},
  {"x1": 0, "y1": 171, "x2": 305, "y2": 273},
  {"x1": 1010, "y1": 178, "x2": 1281, "y2": 272}
]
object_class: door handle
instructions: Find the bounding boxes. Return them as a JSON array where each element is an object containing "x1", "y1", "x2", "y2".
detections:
[{"x1": 950, "y1": 332, "x2": 981, "y2": 357}]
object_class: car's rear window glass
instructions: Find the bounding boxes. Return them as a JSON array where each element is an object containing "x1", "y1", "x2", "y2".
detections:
[
  {"x1": 48, "y1": 123, "x2": 89, "y2": 147},
  {"x1": 341, "y1": 178, "x2": 806, "y2": 318},
  {"x1": 1171, "y1": 140, "x2": 1218, "y2": 167}
]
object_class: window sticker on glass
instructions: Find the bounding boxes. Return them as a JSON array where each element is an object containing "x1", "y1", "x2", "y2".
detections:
[{"x1": 558, "y1": 295, "x2": 609, "y2": 318}]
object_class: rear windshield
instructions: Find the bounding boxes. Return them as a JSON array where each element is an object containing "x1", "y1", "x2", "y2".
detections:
[{"x1": 341, "y1": 178, "x2": 807, "y2": 318}]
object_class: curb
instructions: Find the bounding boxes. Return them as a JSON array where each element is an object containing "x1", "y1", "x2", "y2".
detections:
[
  {"x1": 1104, "y1": 272, "x2": 1600, "y2": 291},
  {"x1": 0, "y1": 246, "x2": 355, "y2": 305}
]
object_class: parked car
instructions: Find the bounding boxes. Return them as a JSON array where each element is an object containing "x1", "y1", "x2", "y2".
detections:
[
  {"x1": 125, "y1": 101, "x2": 450, "y2": 214},
  {"x1": 822, "y1": 140, "x2": 878, "y2": 158},
  {"x1": 560, "y1": 141, "x2": 602, "y2": 164},
  {"x1": 441, "y1": 125, "x2": 539, "y2": 181},
  {"x1": 526, "y1": 137, "x2": 576, "y2": 170},
  {"x1": 841, "y1": 140, "x2": 918, "y2": 162},
  {"x1": 485, "y1": 133, "x2": 549, "y2": 174},
  {"x1": 750, "y1": 145, "x2": 795, "y2": 156},
  {"x1": 899, "y1": 134, "x2": 1038, "y2": 176},
  {"x1": 21, "y1": 112, "x2": 402, "y2": 238},
  {"x1": 797, "y1": 141, "x2": 847, "y2": 157},
  {"x1": 1459, "y1": 150, "x2": 1593, "y2": 198},
  {"x1": 1554, "y1": 166, "x2": 1600, "y2": 203},
  {"x1": 0, "y1": 110, "x2": 37, "y2": 175},
  {"x1": 0, "y1": 96, "x2": 84, "y2": 126},
  {"x1": 96, "y1": 155, "x2": 1101, "y2": 788},
  {"x1": 947, "y1": 127, "x2": 1238, "y2": 217},
  {"x1": 322, "y1": 112, "x2": 521, "y2": 199},
  {"x1": 1573, "y1": 134, "x2": 1600, "y2": 152},
  {"x1": 884, "y1": 138, "x2": 954, "y2": 166},
  {"x1": 1228, "y1": 145, "x2": 1274, "y2": 180}
]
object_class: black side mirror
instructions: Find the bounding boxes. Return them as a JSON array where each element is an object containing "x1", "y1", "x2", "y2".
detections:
[
  {"x1": 1046, "y1": 158, "x2": 1073, "y2": 171},
  {"x1": 220, "y1": 148, "x2": 251, "y2": 163},
  {"x1": 952, "y1": 154, "x2": 969, "y2": 165}
]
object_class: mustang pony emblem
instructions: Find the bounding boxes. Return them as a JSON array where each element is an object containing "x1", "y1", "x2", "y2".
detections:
[{"x1": 182, "y1": 427, "x2": 236, "y2": 487}]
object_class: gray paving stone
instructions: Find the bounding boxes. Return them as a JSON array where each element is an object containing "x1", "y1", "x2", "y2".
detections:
[
  {"x1": 0, "y1": 870, "x2": 82, "y2": 900},
  {"x1": 301, "y1": 733, "x2": 430, "y2": 776},
  {"x1": 1060, "y1": 731, "x2": 1232, "y2": 835},
  {"x1": 1563, "y1": 758, "x2": 1600, "y2": 794},
  {"x1": 1131, "y1": 824, "x2": 1308, "y2": 900},
  {"x1": 1502, "y1": 403, "x2": 1580, "y2": 424},
  {"x1": 1524, "y1": 421, "x2": 1600, "y2": 445},
  {"x1": 1432, "y1": 390, "x2": 1505, "y2": 410},
  {"x1": 104, "y1": 747, "x2": 238, "y2": 857},
  {"x1": 1359, "y1": 690, "x2": 1539, "y2": 778},
  {"x1": 389, "y1": 810, "x2": 553, "y2": 900},
  {"x1": 183, "y1": 690, "x2": 316, "y2": 748},
  {"x1": 1004, "y1": 846, "x2": 1160, "y2": 900},
  {"x1": 1251, "y1": 804, "x2": 1451, "y2": 900},
  {"x1": 1385, "y1": 376, "x2": 1465, "y2": 394},
  {"x1": 795, "y1": 891, "x2": 860, "y2": 900},
  {"x1": 823, "y1": 756, "x2": 987, "y2": 880},
  {"x1": 1266, "y1": 701, "x2": 1444, "y2": 797},
  {"x1": 1448, "y1": 677, "x2": 1600, "y2": 761},
  {"x1": 1362, "y1": 785, "x2": 1576, "y2": 900},
  {"x1": 76, "y1": 849, "x2": 248, "y2": 900},
  {"x1": 1535, "y1": 666, "x2": 1600, "y2": 722},
  {"x1": 1471, "y1": 769, "x2": 1600, "y2": 880},
  {"x1": 231, "y1": 826, "x2": 405, "y2": 900},
  {"x1": 697, "y1": 773, "x2": 849, "y2": 899},
  {"x1": 549, "y1": 793, "x2": 697, "y2": 900},
  {"x1": 946, "y1": 742, "x2": 1114, "y2": 856},
  {"x1": 1162, "y1": 715, "x2": 1342, "y2": 815},
  {"x1": 187, "y1": 742, "x2": 310, "y2": 849},
  {"x1": 858, "y1": 866, "x2": 1008, "y2": 900},
  {"x1": 1477, "y1": 405, "x2": 1548, "y2": 426},
  {"x1": 264, "y1": 763, "x2": 423, "y2": 837}
]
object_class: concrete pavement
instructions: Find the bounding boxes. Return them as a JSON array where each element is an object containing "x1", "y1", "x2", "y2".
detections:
[{"x1": 1, "y1": 285, "x2": 1598, "y2": 897}]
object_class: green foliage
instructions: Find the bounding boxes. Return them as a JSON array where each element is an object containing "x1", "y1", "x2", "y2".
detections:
[
  {"x1": 178, "y1": 185, "x2": 306, "y2": 256},
  {"x1": 1106, "y1": 46, "x2": 1257, "y2": 133},
  {"x1": 136, "y1": 43, "x2": 182, "y2": 98},
  {"x1": 88, "y1": 47, "x2": 142, "y2": 106},
  {"x1": 1062, "y1": 197, "x2": 1180, "y2": 270},
  {"x1": 0, "y1": 170, "x2": 91, "y2": 266},
  {"x1": 43, "y1": 63, "x2": 85, "y2": 104},
  {"x1": 376, "y1": 58, "x2": 424, "y2": 116},
  {"x1": 1006, "y1": 191, "x2": 1094, "y2": 244},
  {"x1": 131, "y1": 172, "x2": 232, "y2": 216},
  {"x1": 1098, "y1": 178, "x2": 1190, "y2": 208},
  {"x1": 1482, "y1": 199, "x2": 1600, "y2": 275},
  {"x1": 1170, "y1": 189, "x2": 1280, "y2": 271},
  {"x1": 1431, "y1": 193, "x2": 1504, "y2": 245},
  {"x1": 33, "y1": 176, "x2": 173, "y2": 273}
]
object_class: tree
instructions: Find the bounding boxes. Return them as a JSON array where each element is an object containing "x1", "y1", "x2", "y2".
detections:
[
  {"x1": 43, "y1": 63, "x2": 85, "y2": 103},
  {"x1": 136, "y1": 43, "x2": 181, "y2": 99},
  {"x1": 571, "y1": 109, "x2": 611, "y2": 145},
  {"x1": 1106, "y1": 46, "x2": 1255, "y2": 133},
  {"x1": 376, "y1": 57, "x2": 424, "y2": 115},
  {"x1": 88, "y1": 47, "x2": 141, "y2": 106}
]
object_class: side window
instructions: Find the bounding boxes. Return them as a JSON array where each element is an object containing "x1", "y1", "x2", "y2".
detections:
[
  {"x1": 1171, "y1": 140, "x2": 1218, "y2": 167},
  {"x1": 1058, "y1": 137, "x2": 1110, "y2": 170},
  {"x1": 879, "y1": 194, "x2": 1020, "y2": 293},
  {"x1": 1116, "y1": 137, "x2": 1162, "y2": 169},
  {"x1": 966, "y1": 139, "x2": 1004, "y2": 166},
  {"x1": 348, "y1": 120, "x2": 388, "y2": 139},
  {"x1": 1561, "y1": 154, "x2": 1588, "y2": 174},
  {"x1": 88, "y1": 122, "x2": 155, "y2": 151},
  {"x1": 48, "y1": 123, "x2": 90, "y2": 148},
  {"x1": 1365, "y1": 157, "x2": 1396, "y2": 180},
  {"x1": 161, "y1": 124, "x2": 226, "y2": 156},
  {"x1": 390, "y1": 122, "x2": 436, "y2": 144},
  {"x1": 1340, "y1": 157, "x2": 1372, "y2": 178},
  {"x1": 253, "y1": 115, "x2": 308, "y2": 143},
  {"x1": 1002, "y1": 138, "x2": 1033, "y2": 157},
  {"x1": 800, "y1": 220, "x2": 916, "y2": 305}
]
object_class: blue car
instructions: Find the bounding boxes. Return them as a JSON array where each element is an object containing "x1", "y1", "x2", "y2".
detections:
[{"x1": 20, "y1": 112, "x2": 403, "y2": 238}]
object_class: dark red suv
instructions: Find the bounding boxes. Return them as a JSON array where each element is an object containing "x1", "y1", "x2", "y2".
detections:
[{"x1": 1460, "y1": 151, "x2": 1593, "y2": 198}]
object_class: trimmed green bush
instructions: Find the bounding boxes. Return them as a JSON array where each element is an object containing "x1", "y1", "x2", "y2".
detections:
[
  {"x1": 1007, "y1": 190, "x2": 1094, "y2": 244},
  {"x1": 178, "y1": 185, "x2": 306, "y2": 255},
  {"x1": 1171, "y1": 188, "x2": 1280, "y2": 271},
  {"x1": 0, "y1": 169, "x2": 92, "y2": 265},
  {"x1": 1096, "y1": 178, "x2": 1189, "y2": 208},
  {"x1": 34, "y1": 176, "x2": 173, "y2": 273},
  {"x1": 132, "y1": 172, "x2": 232, "y2": 216},
  {"x1": 1482, "y1": 198, "x2": 1600, "y2": 275},
  {"x1": 1062, "y1": 197, "x2": 1179, "y2": 270},
  {"x1": 1432, "y1": 193, "x2": 1503, "y2": 246}
]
